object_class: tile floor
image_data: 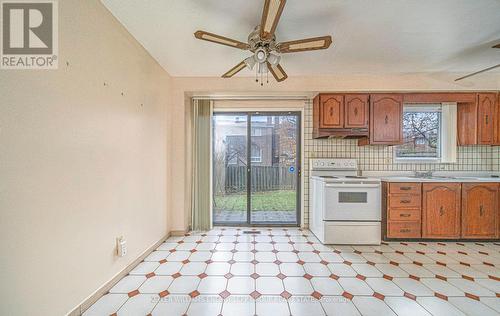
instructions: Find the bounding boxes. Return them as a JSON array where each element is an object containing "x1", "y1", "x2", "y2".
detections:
[{"x1": 83, "y1": 228, "x2": 500, "y2": 316}]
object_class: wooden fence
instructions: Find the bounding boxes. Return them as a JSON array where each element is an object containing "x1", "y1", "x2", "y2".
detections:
[{"x1": 223, "y1": 165, "x2": 296, "y2": 193}]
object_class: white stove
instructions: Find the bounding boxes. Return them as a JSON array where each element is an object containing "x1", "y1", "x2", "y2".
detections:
[{"x1": 309, "y1": 159, "x2": 381, "y2": 245}]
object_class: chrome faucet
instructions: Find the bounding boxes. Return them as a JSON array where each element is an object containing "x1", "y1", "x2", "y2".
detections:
[{"x1": 414, "y1": 170, "x2": 433, "y2": 178}]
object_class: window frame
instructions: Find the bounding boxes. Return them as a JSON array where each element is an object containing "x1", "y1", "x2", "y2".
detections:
[{"x1": 395, "y1": 104, "x2": 444, "y2": 163}]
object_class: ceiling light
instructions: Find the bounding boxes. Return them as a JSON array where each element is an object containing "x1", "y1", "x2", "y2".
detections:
[
  {"x1": 267, "y1": 53, "x2": 281, "y2": 66},
  {"x1": 244, "y1": 56, "x2": 256, "y2": 70}
]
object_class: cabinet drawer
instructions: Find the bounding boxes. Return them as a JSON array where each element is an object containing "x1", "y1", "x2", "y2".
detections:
[
  {"x1": 389, "y1": 183, "x2": 421, "y2": 195},
  {"x1": 388, "y1": 208, "x2": 421, "y2": 221},
  {"x1": 389, "y1": 194, "x2": 421, "y2": 208},
  {"x1": 387, "y1": 221, "x2": 421, "y2": 238}
]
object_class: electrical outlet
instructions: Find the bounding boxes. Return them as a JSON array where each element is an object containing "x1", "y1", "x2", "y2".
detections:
[{"x1": 116, "y1": 236, "x2": 127, "y2": 257}]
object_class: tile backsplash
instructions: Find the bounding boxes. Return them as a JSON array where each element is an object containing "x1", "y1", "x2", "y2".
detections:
[{"x1": 302, "y1": 100, "x2": 500, "y2": 227}]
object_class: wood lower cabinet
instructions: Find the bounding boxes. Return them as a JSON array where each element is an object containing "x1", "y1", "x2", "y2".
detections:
[
  {"x1": 384, "y1": 182, "x2": 422, "y2": 239},
  {"x1": 462, "y1": 183, "x2": 499, "y2": 239},
  {"x1": 367, "y1": 94, "x2": 403, "y2": 145},
  {"x1": 422, "y1": 183, "x2": 461, "y2": 238}
]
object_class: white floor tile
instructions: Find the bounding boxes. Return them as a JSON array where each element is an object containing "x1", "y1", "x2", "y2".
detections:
[
  {"x1": 205, "y1": 262, "x2": 230, "y2": 275},
  {"x1": 197, "y1": 276, "x2": 227, "y2": 295},
  {"x1": 321, "y1": 296, "x2": 360, "y2": 316},
  {"x1": 109, "y1": 275, "x2": 146, "y2": 294},
  {"x1": 416, "y1": 297, "x2": 466, "y2": 316},
  {"x1": 398, "y1": 264, "x2": 434, "y2": 278},
  {"x1": 227, "y1": 277, "x2": 255, "y2": 294},
  {"x1": 298, "y1": 252, "x2": 322, "y2": 262},
  {"x1": 283, "y1": 277, "x2": 314, "y2": 295},
  {"x1": 384, "y1": 297, "x2": 432, "y2": 316},
  {"x1": 139, "y1": 276, "x2": 173, "y2": 294},
  {"x1": 256, "y1": 277, "x2": 285, "y2": 295},
  {"x1": 365, "y1": 277, "x2": 404, "y2": 296},
  {"x1": 480, "y1": 297, "x2": 500, "y2": 313},
  {"x1": 446, "y1": 264, "x2": 488, "y2": 278},
  {"x1": 168, "y1": 276, "x2": 200, "y2": 294},
  {"x1": 304, "y1": 263, "x2": 331, "y2": 276},
  {"x1": 319, "y1": 252, "x2": 344, "y2": 263},
  {"x1": 375, "y1": 264, "x2": 410, "y2": 277},
  {"x1": 327, "y1": 263, "x2": 357, "y2": 277},
  {"x1": 82, "y1": 294, "x2": 128, "y2": 316},
  {"x1": 189, "y1": 251, "x2": 212, "y2": 262},
  {"x1": 221, "y1": 296, "x2": 255, "y2": 316},
  {"x1": 448, "y1": 278, "x2": 495, "y2": 296},
  {"x1": 117, "y1": 294, "x2": 158, "y2": 316},
  {"x1": 276, "y1": 252, "x2": 299, "y2": 262},
  {"x1": 448, "y1": 297, "x2": 499, "y2": 316},
  {"x1": 255, "y1": 296, "x2": 290, "y2": 316},
  {"x1": 155, "y1": 262, "x2": 183, "y2": 275},
  {"x1": 420, "y1": 278, "x2": 464, "y2": 296},
  {"x1": 255, "y1": 251, "x2": 277, "y2": 262},
  {"x1": 233, "y1": 251, "x2": 254, "y2": 262},
  {"x1": 473, "y1": 278, "x2": 500, "y2": 293},
  {"x1": 352, "y1": 296, "x2": 396, "y2": 316},
  {"x1": 150, "y1": 295, "x2": 190, "y2": 316},
  {"x1": 351, "y1": 263, "x2": 383, "y2": 277},
  {"x1": 211, "y1": 252, "x2": 233, "y2": 262},
  {"x1": 144, "y1": 251, "x2": 170, "y2": 262},
  {"x1": 231, "y1": 263, "x2": 254, "y2": 275},
  {"x1": 392, "y1": 278, "x2": 434, "y2": 296},
  {"x1": 129, "y1": 261, "x2": 160, "y2": 275},
  {"x1": 280, "y1": 263, "x2": 306, "y2": 276},
  {"x1": 421, "y1": 264, "x2": 461, "y2": 277},
  {"x1": 289, "y1": 296, "x2": 325, "y2": 316},
  {"x1": 186, "y1": 295, "x2": 223, "y2": 316},
  {"x1": 255, "y1": 263, "x2": 280, "y2": 276},
  {"x1": 310, "y1": 277, "x2": 343, "y2": 296},
  {"x1": 338, "y1": 278, "x2": 374, "y2": 295},
  {"x1": 167, "y1": 251, "x2": 192, "y2": 261}
]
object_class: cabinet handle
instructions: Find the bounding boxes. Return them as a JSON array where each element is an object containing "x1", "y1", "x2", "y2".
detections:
[
  {"x1": 400, "y1": 187, "x2": 412, "y2": 191},
  {"x1": 400, "y1": 229, "x2": 410, "y2": 233},
  {"x1": 354, "y1": 108, "x2": 359, "y2": 116},
  {"x1": 479, "y1": 205, "x2": 484, "y2": 216},
  {"x1": 330, "y1": 108, "x2": 334, "y2": 116},
  {"x1": 400, "y1": 214, "x2": 411, "y2": 217},
  {"x1": 485, "y1": 115, "x2": 489, "y2": 125},
  {"x1": 385, "y1": 115, "x2": 389, "y2": 124},
  {"x1": 400, "y1": 200, "x2": 411, "y2": 204},
  {"x1": 439, "y1": 206, "x2": 444, "y2": 216}
]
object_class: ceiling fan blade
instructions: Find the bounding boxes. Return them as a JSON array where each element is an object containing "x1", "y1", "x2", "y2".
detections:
[
  {"x1": 277, "y1": 36, "x2": 332, "y2": 53},
  {"x1": 222, "y1": 61, "x2": 247, "y2": 78},
  {"x1": 194, "y1": 30, "x2": 249, "y2": 50},
  {"x1": 260, "y1": 0, "x2": 286, "y2": 41},
  {"x1": 493, "y1": 44, "x2": 500, "y2": 48},
  {"x1": 267, "y1": 62, "x2": 288, "y2": 82},
  {"x1": 455, "y1": 64, "x2": 500, "y2": 81}
]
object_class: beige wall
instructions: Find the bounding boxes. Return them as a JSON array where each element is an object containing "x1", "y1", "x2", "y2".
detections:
[
  {"x1": 169, "y1": 74, "x2": 500, "y2": 232},
  {"x1": 0, "y1": 1, "x2": 171, "y2": 315}
]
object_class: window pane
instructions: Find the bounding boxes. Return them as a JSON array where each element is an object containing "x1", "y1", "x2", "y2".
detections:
[{"x1": 396, "y1": 111, "x2": 441, "y2": 159}]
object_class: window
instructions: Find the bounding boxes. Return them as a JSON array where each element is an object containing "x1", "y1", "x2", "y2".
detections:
[
  {"x1": 395, "y1": 103, "x2": 457, "y2": 163},
  {"x1": 251, "y1": 128, "x2": 262, "y2": 136},
  {"x1": 250, "y1": 144, "x2": 262, "y2": 163}
]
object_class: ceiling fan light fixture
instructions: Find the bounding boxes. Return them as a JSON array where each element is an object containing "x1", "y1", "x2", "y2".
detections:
[
  {"x1": 257, "y1": 62, "x2": 268, "y2": 74},
  {"x1": 267, "y1": 53, "x2": 281, "y2": 66},
  {"x1": 244, "y1": 56, "x2": 256, "y2": 70}
]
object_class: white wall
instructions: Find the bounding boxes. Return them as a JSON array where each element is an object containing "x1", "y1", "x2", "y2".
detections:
[{"x1": 0, "y1": 1, "x2": 171, "y2": 315}]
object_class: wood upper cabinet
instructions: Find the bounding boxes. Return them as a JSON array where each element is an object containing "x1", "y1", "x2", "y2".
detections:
[
  {"x1": 462, "y1": 183, "x2": 498, "y2": 239},
  {"x1": 477, "y1": 93, "x2": 496, "y2": 144},
  {"x1": 344, "y1": 94, "x2": 369, "y2": 128},
  {"x1": 495, "y1": 93, "x2": 500, "y2": 145},
  {"x1": 319, "y1": 94, "x2": 344, "y2": 128},
  {"x1": 422, "y1": 183, "x2": 461, "y2": 238},
  {"x1": 457, "y1": 102, "x2": 478, "y2": 145},
  {"x1": 369, "y1": 94, "x2": 403, "y2": 145}
]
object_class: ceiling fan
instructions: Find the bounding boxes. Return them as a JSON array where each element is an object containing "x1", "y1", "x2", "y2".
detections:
[
  {"x1": 455, "y1": 44, "x2": 500, "y2": 81},
  {"x1": 194, "y1": 0, "x2": 332, "y2": 84}
]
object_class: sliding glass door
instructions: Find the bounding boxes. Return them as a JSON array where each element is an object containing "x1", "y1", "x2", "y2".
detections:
[{"x1": 212, "y1": 112, "x2": 301, "y2": 226}]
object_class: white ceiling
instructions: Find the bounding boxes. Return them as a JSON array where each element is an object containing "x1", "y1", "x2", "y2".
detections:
[{"x1": 101, "y1": 0, "x2": 500, "y2": 77}]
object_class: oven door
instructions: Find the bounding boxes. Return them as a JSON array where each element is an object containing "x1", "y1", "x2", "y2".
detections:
[{"x1": 323, "y1": 183, "x2": 381, "y2": 221}]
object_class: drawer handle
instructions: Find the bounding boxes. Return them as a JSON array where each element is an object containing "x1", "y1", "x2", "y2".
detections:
[
  {"x1": 400, "y1": 214, "x2": 411, "y2": 217},
  {"x1": 439, "y1": 206, "x2": 444, "y2": 216},
  {"x1": 400, "y1": 200, "x2": 411, "y2": 204},
  {"x1": 400, "y1": 187, "x2": 412, "y2": 191},
  {"x1": 400, "y1": 229, "x2": 410, "y2": 233}
]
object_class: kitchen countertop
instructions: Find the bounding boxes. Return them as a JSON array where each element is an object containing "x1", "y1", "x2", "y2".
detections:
[{"x1": 361, "y1": 171, "x2": 500, "y2": 183}]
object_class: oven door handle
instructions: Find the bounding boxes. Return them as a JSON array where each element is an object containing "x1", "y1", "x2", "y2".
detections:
[{"x1": 325, "y1": 184, "x2": 381, "y2": 188}]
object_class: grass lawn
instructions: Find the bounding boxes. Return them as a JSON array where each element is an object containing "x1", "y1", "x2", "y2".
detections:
[{"x1": 214, "y1": 190, "x2": 296, "y2": 212}]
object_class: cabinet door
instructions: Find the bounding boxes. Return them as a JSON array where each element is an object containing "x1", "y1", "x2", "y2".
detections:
[
  {"x1": 495, "y1": 94, "x2": 500, "y2": 145},
  {"x1": 422, "y1": 183, "x2": 461, "y2": 238},
  {"x1": 478, "y1": 93, "x2": 495, "y2": 145},
  {"x1": 370, "y1": 94, "x2": 403, "y2": 144},
  {"x1": 345, "y1": 94, "x2": 369, "y2": 128},
  {"x1": 319, "y1": 94, "x2": 344, "y2": 128},
  {"x1": 457, "y1": 102, "x2": 478, "y2": 145},
  {"x1": 462, "y1": 183, "x2": 498, "y2": 239}
]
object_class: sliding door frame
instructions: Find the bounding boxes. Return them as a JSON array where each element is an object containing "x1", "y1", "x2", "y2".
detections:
[{"x1": 212, "y1": 111, "x2": 302, "y2": 227}]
